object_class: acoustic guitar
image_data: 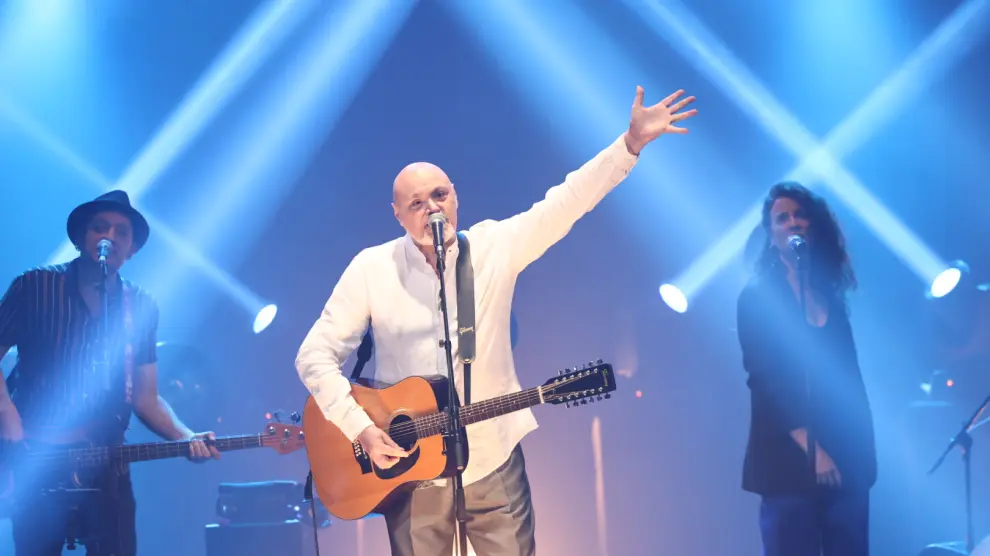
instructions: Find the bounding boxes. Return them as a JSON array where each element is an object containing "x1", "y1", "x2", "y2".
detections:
[
  {"x1": 303, "y1": 360, "x2": 616, "y2": 520},
  {"x1": 0, "y1": 420, "x2": 306, "y2": 517}
]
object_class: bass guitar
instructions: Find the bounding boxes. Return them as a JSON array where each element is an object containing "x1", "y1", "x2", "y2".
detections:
[
  {"x1": 303, "y1": 360, "x2": 616, "y2": 520},
  {"x1": 0, "y1": 419, "x2": 305, "y2": 517}
]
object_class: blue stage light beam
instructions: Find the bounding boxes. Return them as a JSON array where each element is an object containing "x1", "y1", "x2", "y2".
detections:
[
  {"x1": 44, "y1": 0, "x2": 315, "y2": 266},
  {"x1": 628, "y1": 0, "x2": 988, "y2": 308},
  {"x1": 445, "y1": 0, "x2": 719, "y2": 240},
  {"x1": 0, "y1": 95, "x2": 276, "y2": 331},
  {"x1": 141, "y1": 0, "x2": 417, "y2": 332}
]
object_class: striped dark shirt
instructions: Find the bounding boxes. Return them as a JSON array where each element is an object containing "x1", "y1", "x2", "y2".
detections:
[{"x1": 0, "y1": 259, "x2": 158, "y2": 441}]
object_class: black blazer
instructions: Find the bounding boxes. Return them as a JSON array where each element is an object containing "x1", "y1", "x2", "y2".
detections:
[{"x1": 737, "y1": 272, "x2": 877, "y2": 495}]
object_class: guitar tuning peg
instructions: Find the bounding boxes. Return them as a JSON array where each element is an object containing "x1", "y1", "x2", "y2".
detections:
[
  {"x1": 604, "y1": 393, "x2": 611, "y2": 400},
  {"x1": 565, "y1": 402, "x2": 571, "y2": 408},
  {"x1": 596, "y1": 358, "x2": 603, "y2": 364},
  {"x1": 597, "y1": 395, "x2": 603, "y2": 401},
  {"x1": 290, "y1": 412, "x2": 301, "y2": 424},
  {"x1": 272, "y1": 411, "x2": 283, "y2": 423},
  {"x1": 581, "y1": 399, "x2": 588, "y2": 405},
  {"x1": 587, "y1": 361, "x2": 593, "y2": 369}
]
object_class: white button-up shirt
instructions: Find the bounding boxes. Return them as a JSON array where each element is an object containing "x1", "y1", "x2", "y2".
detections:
[{"x1": 295, "y1": 134, "x2": 638, "y2": 486}]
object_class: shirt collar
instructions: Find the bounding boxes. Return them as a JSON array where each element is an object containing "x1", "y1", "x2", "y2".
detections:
[
  {"x1": 67, "y1": 257, "x2": 126, "y2": 298},
  {"x1": 402, "y1": 233, "x2": 459, "y2": 273}
]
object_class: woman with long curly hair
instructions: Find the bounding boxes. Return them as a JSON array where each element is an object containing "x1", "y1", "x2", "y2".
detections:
[{"x1": 736, "y1": 182, "x2": 876, "y2": 556}]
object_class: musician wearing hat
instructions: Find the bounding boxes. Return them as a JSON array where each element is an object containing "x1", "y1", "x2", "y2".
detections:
[{"x1": 0, "y1": 191, "x2": 219, "y2": 556}]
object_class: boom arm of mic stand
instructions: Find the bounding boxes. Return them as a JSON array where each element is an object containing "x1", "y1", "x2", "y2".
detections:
[{"x1": 928, "y1": 392, "x2": 990, "y2": 475}]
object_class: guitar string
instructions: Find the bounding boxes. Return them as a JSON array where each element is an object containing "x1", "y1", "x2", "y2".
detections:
[
  {"x1": 16, "y1": 435, "x2": 279, "y2": 463},
  {"x1": 380, "y1": 376, "x2": 596, "y2": 440},
  {"x1": 381, "y1": 371, "x2": 608, "y2": 439},
  {"x1": 383, "y1": 389, "x2": 549, "y2": 444},
  {"x1": 374, "y1": 370, "x2": 602, "y2": 440},
  {"x1": 382, "y1": 384, "x2": 607, "y2": 443}
]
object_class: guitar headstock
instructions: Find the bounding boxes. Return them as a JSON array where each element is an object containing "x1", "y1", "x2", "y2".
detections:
[
  {"x1": 541, "y1": 360, "x2": 616, "y2": 408},
  {"x1": 261, "y1": 420, "x2": 306, "y2": 455}
]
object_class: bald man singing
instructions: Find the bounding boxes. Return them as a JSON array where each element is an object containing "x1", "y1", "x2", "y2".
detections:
[{"x1": 295, "y1": 86, "x2": 697, "y2": 555}]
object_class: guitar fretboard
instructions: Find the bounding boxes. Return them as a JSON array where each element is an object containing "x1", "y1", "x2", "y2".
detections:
[
  {"x1": 400, "y1": 387, "x2": 544, "y2": 441},
  {"x1": 33, "y1": 434, "x2": 265, "y2": 467}
]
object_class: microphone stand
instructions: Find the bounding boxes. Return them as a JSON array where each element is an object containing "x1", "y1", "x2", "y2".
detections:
[
  {"x1": 61, "y1": 257, "x2": 111, "y2": 551},
  {"x1": 98, "y1": 258, "x2": 111, "y2": 388},
  {"x1": 927, "y1": 391, "x2": 990, "y2": 553},
  {"x1": 433, "y1": 229, "x2": 469, "y2": 556},
  {"x1": 796, "y1": 250, "x2": 816, "y2": 475}
]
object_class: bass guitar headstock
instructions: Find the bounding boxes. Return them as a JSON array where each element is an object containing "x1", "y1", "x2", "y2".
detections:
[{"x1": 262, "y1": 410, "x2": 306, "y2": 455}]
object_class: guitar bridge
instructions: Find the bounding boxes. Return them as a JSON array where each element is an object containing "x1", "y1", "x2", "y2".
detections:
[{"x1": 352, "y1": 441, "x2": 373, "y2": 474}]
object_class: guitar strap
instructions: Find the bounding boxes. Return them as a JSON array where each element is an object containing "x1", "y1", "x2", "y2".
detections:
[
  {"x1": 121, "y1": 283, "x2": 135, "y2": 405},
  {"x1": 350, "y1": 232, "x2": 475, "y2": 404},
  {"x1": 349, "y1": 328, "x2": 374, "y2": 381},
  {"x1": 455, "y1": 232, "x2": 475, "y2": 405}
]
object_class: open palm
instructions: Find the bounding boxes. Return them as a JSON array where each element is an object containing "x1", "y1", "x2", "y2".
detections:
[{"x1": 625, "y1": 86, "x2": 697, "y2": 154}]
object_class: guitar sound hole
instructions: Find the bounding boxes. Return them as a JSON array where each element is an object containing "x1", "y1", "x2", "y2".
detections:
[
  {"x1": 387, "y1": 415, "x2": 417, "y2": 451},
  {"x1": 371, "y1": 415, "x2": 421, "y2": 481}
]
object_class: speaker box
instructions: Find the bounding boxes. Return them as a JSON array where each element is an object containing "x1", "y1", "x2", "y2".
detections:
[{"x1": 205, "y1": 519, "x2": 315, "y2": 556}]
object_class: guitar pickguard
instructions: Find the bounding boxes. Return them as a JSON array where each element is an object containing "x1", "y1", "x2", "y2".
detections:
[
  {"x1": 373, "y1": 447, "x2": 420, "y2": 480},
  {"x1": 350, "y1": 440, "x2": 422, "y2": 478}
]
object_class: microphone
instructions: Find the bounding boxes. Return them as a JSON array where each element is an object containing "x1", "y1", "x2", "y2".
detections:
[
  {"x1": 787, "y1": 234, "x2": 808, "y2": 255},
  {"x1": 429, "y1": 213, "x2": 447, "y2": 249},
  {"x1": 428, "y1": 212, "x2": 448, "y2": 272},
  {"x1": 97, "y1": 239, "x2": 113, "y2": 264}
]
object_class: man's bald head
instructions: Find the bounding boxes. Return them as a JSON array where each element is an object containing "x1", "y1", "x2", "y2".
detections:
[
  {"x1": 393, "y1": 162, "x2": 452, "y2": 202},
  {"x1": 391, "y1": 162, "x2": 458, "y2": 249}
]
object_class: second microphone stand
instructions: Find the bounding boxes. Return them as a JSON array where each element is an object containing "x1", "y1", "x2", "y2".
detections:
[
  {"x1": 796, "y1": 250, "x2": 816, "y2": 474},
  {"x1": 432, "y1": 226, "x2": 470, "y2": 556}
]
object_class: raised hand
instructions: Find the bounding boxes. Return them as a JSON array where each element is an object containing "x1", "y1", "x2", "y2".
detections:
[{"x1": 624, "y1": 86, "x2": 698, "y2": 155}]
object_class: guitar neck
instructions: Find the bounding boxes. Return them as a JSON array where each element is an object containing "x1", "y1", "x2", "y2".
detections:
[
  {"x1": 412, "y1": 386, "x2": 544, "y2": 439},
  {"x1": 461, "y1": 387, "x2": 544, "y2": 426},
  {"x1": 68, "y1": 434, "x2": 265, "y2": 466},
  {"x1": 119, "y1": 434, "x2": 263, "y2": 463}
]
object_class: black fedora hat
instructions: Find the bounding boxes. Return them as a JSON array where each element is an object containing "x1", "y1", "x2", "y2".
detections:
[{"x1": 66, "y1": 190, "x2": 150, "y2": 251}]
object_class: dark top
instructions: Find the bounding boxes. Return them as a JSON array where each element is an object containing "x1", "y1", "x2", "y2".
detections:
[
  {"x1": 737, "y1": 270, "x2": 877, "y2": 495},
  {"x1": 0, "y1": 259, "x2": 158, "y2": 442}
]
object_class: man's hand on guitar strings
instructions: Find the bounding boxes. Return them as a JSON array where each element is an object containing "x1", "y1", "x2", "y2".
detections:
[
  {"x1": 357, "y1": 425, "x2": 408, "y2": 470},
  {"x1": 187, "y1": 431, "x2": 221, "y2": 462}
]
